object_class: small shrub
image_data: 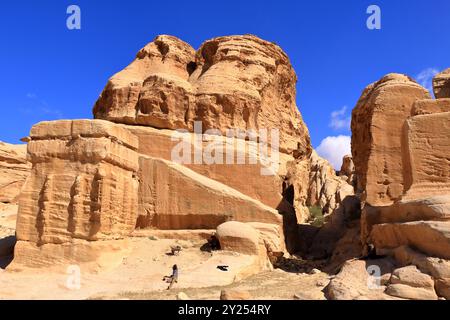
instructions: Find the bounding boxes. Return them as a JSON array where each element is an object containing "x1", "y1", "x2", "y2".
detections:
[{"x1": 308, "y1": 206, "x2": 324, "y2": 227}]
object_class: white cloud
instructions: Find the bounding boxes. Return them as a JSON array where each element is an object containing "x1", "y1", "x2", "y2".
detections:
[
  {"x1": 25, "y1": 93, "x2": 63, "y2": 118},
  {"x1": 416, "y1": 68, "x2": 439, "y2": 95},
  {"x1": 329, "y1": 106, "x2": 351, "y2": 131},
  {"x1": 316, "y1": 135, "x2": 351, "y2": 170}
]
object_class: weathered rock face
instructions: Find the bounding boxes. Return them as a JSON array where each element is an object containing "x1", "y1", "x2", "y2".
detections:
[
  {"x1": 403, "y1": 111, "x2": 450, "y2": 198},
  {"x1": 433, "y1": 68, "x2": 450, "y2": 99},
  {"x1": 93, "y1": 34, "x2": 311, "y2": 156},
  {"x1": 0, "y1": 142, "x2": 30, "y2": 204},
  {"x1": 386, "y1": 265, "x2": 438, "y2": 300},
  {"x1": 10, "y1": 35, "x2": 357, "y2": 271},
  {"x1": 137, "y1": 156, "x2": 282, "y2": 230},
  {"x1": 216, "y1": 221, "x2": 284, "y2": 272},
  {"x1": 339, "y1": 155, "x2": 355, "y2": 186},
  {"x1": 14, "y1": 120, "x2": 139, "y2": 266},
  {"x1": 351, "y1": 70, "x2": 450, "y2": 299},
  {"x1": 216, "y1": 221, "x2": 261, "y2": 255},
  {"x1": 411, "y1": 98, "x2": 450, "y2": 116},
  {"x1": 351, "y1": 74, "x2": 431, "y2": 206}
]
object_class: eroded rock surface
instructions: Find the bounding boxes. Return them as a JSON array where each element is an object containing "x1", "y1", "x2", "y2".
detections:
[
  {"x1": 351, "y1": 74, "x2": 430, "y2": 206},
  {"x1": 13, "y1": 120, "x2": 140, "y2": 267},
  {"x1": 0, "y1": 142, "x2": 30, "y2": 204},
  {"x1": 94, "y1": 35, "x2": 311, "y2": 156},
  {"x1": 433, "y1": 68, "x2": 450, "y2": 99}
]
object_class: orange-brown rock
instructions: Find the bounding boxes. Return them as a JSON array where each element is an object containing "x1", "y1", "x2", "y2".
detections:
[
  {"x1": 126, "y1": 125, "x2": 287, "y2": 210},
  {"x1": 136, "y1": 156, "x2": 282, "y2": 230},
  {"x1": 371, "y1": 221, "x2": 450, "y2": 260},
  {"x1": 411, "y1": 98, "x2": 450, "y2": 116},
  {"x1": 15, "y1": 120, "x2": 139, "y2": 261},
  {"x1": 0, "y1": 142, "x2": 30, "y2": 203},
  {"x1": 351, "y1": 74, "x2": 430, "y2": 206},
  {"x1": 216, "y1": 221, "x2": 261, "y2": 255},
  {"x1": 433, "y1": 68, "x2": 450, "y2": 99},
  {"x1": 361, "y1": 195, "x2": 450, "y2": 246},
  {"x1": 93, "y1": 34, "x2": 311, "y2": 156},
  {"x1": 403, "y1": 112, "x2": 450, "y2": 199},
  {"x1": 339, "y1": 155, "x2": 355, "y2": 186},
  {"x1": 307, "y1": 151, "x2": 354, "y2": 215}
]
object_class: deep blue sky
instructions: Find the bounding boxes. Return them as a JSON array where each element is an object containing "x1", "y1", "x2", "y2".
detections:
[{"x1": 1, "y1": 1, "x2": 449, "y2": 161}]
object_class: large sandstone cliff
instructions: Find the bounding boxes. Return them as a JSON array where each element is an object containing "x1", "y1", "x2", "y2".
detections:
[
  {"x1": 9, "y1": 35, "x2": 353, "y2": 270},
  {"x1": 93, "y1": 35, "x2": 311, "y2": 156}
]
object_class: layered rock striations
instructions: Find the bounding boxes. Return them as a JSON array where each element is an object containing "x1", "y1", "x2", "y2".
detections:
[
  {"x1": 12, "y1": 35, "x2": 354, "y2": 269},
  {"x1": 0, "y1": 142, "x2": 30, "y2": 204},
  {"x1": 351, "y1": 74, "x2": 431, "y2": 206},
  {"x1": 93, "y1": 35, "x2": 311, "y2": 156},
  {"x1": 345, "y1": 69, "x2": 450, "y2": 300}
]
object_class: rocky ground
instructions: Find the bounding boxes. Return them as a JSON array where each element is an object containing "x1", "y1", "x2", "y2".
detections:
[{"x1": 0, "y1": 207, "x2": 329, "y2": 300}]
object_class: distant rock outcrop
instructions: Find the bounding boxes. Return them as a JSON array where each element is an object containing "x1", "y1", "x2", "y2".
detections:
[
  {"x1": 433, "y1": 68, "x2": 450, "y2": 99},
  {"x1": 0, "y1": 142, "x2": 30, "y2": 204}
]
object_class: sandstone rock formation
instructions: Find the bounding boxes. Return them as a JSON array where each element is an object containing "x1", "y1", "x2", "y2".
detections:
[
  {"x1": 215, "y1": 221, "x2": 285, "y2": 271},
  {"x1": 385, "y1": 265, "x2": 438, "y2": 300},
  {"x1": 93, "y1": 34, "x2": 311, "y2": 156},
  {"x1": 216, "y1": 221, "x2": 261, "y2": 255},
  {"x1": 351, "y1": 74, "x2": 431, "y2": 206},
  {"x1": 339, "y1": 155, "x2": 355, "y2": 186},
  {"x1": 13, "y1": 120, "x2": 139, "y2": 267},
  {"x1": 433, "y1": 68, "x2": 450, "y2": 99},
  {"x1": 0, "y1": 142, "x2": 30, "y2": 204},
  {"x1": 92, "y1": 34, "x2": 353, "y2": 232},
  {"x1": 349, "y1": 70, "x2": 450, "y2": 300},
  {"x1": 14, "y1": 35, "x2": 348, "y2": 270}
]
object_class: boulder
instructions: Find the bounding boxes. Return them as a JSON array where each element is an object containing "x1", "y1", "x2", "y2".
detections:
[
  {"x1": 433, "y1": 68, "x2": 450, "y2": 99},
  {"x1": 0, "y1": 142, "x2": 31, "y2": 203},
  {"x1": 389, "y1": 266, "x2": 435, "y2": 289},
  {"x1": 385, "y1": 267, "x2": 439, "y2": 300},
  {"x1": 371, "y1": 221, "x2": 450, "y2": 259},
  {"x1": 435, "y1": 278, "x2": 450, "y2": 299},
  {"x1": 325, "y1": 259, "x2": 396, "y2": 300},
  {"x1": 216, "y1": 221, "x2": 260, "y2": 256},
  {"x1": 351, "y1": 73, "x2": 430, "y2": 206},
  {"x1": 385, "y1": 283, "x2": 437, "y2": 300},
  {"x1": 392, "y1": 246, "x2": 450, "y2": 280}
]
